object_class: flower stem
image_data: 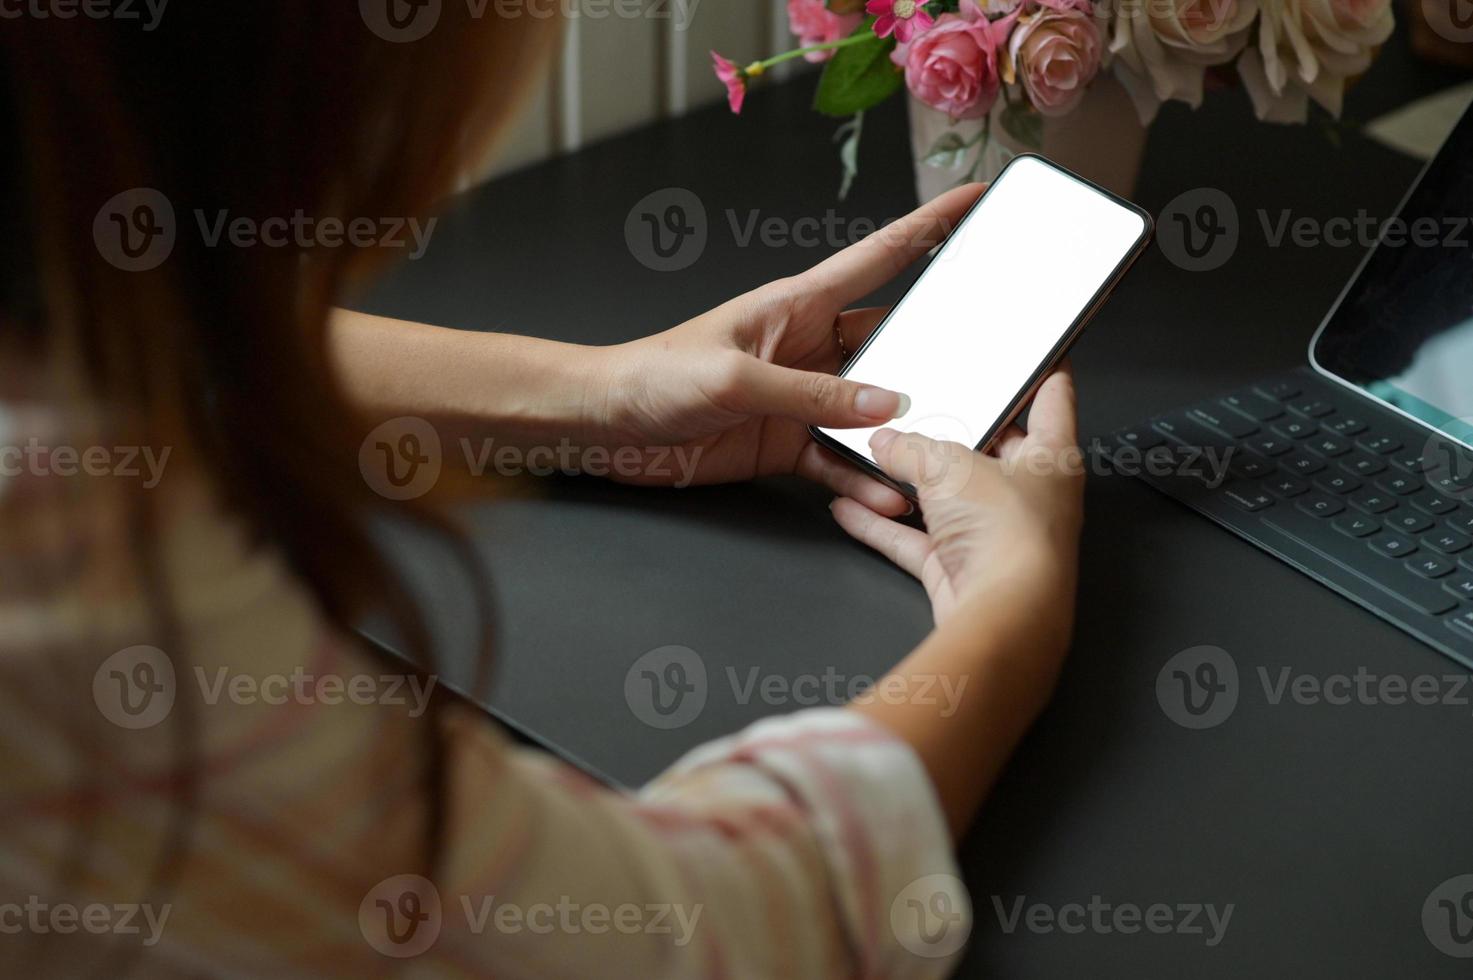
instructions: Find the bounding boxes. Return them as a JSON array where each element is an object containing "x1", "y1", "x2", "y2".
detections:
[
  {"x1": 960, "y1": 115, "x2": 992, "y2": 186},
  {"x1": 747, "y1": 33, "x2": 876, "y2": 75}
]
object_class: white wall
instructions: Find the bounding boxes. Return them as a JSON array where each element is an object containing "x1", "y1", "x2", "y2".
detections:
[{"x1": 487, "y1": 1, "x2": 792, "y2": 176}]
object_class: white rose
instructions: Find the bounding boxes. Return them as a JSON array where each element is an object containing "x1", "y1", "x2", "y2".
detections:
[
  {"x1": 1103, "y1": 0, "x2": 1261, "y2": 124},
  {"x1": 1237, "y1": 0, "x2": 1394, "y2": 123}
]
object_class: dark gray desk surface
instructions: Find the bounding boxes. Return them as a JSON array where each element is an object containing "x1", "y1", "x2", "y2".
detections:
[{"x1": 358, "y1": 28, "x2": 1473, "y2": 979}]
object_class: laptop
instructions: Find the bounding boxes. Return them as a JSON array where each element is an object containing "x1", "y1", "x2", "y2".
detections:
[{"x1": 1110, "y1": 103, "x2": 1473, "y2": 670}]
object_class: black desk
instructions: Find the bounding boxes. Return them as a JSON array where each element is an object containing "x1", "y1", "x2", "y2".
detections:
[{"x1": 360, "y1": 28, "x2": 1473, "y2": 979}]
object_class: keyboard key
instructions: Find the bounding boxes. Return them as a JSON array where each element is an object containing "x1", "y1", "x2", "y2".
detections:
[
  {"x1": 1272, "y1": 419, "x2": 1316, "y2": 440},
  {"x1": 1141, "y1": 445, "x2": 1214, "y2": 486},
  {"x1": 1283, "y1": 452, "x2": 1326, "y2": 476},
  {"x1": 1265, "y1": 476, "x2": 1309, "y2": 498},
  {"x1": 1315, "y1": 472, "x2": 1361, "y2": 495},
  {"x1": 1248, "y1": 434, "x2": 1294, "y2": 457},
  {"x1": 1221, "y1": 392, "x2": 1284, "y2": 422},
  {"x1": 1190, "y1": 404, "x2": 1258, "y2": 438},
  {"x1": 1296, "y1": 493, "x2": 1344, "y2": 518},
  {"x1": 1444, "y1": 576, "x2": 1473, "y2": 600},
  {"x1": 1150, "y1": 415, "x2": 1186, "y2": 441},
  {"x1": 1256, "y1": 380, "x2": 1301, "y2": 401},
  {"x1": 1446, "y1": 510, "x2": 1473, "y2": 534},
  {"x1": 1387, "y1": 511, "x2": 1433, "y2": 534},
  {"x1": 1146, "y1": 424, "x2": 1233, "y2": 488},
  {"x1": 1391, "y1": 453, "x2": 1431, "y2": 474},
  {"x1": 1152, "y1": 414, "x2": 1231, "y2": 452},
  {"x1": 1371, "y1": 533, "x2": 1417, "y2": 559},
  {"x1": 1412, "y1": 492, "x2": 1459, "y2": 516},
  {"x1": 1408, "y1": 555, "x2": 1455, "y2": 579},
  {"x1": 1307, "y1": 435, "x2": 1351, "y2": 458},
  {"x1": 1349, "y1": 490, "x2": 1397, "y2": 514},
  {"x1": 1357, "y1": 435, "x2": 1403, "y2": 455},
  {"x1": 1228, "y1": 452, "x2": 1272, "y2": 480},
  {"x1": 1448, "y1": 610, "x2": 1473, "y2": 640},
  {"x1": 1427, "y1": 453, "x2": 1473, "y2": 489},
  {"x1": 1375, "y1": 473, "x2": 1422, "y2": 496},
  {"x1": 1379, "y1": 471, "x2": 1425, "y2": 497},
  {"x1": 1334, "y1": 514, "x2": 1380, "y2": 538},
  {"x1": 1116, "y1": 426, "x2": 1165, "y2": 451},
  {"x1": 1262, "y1": 509, "x2": 1457, "y2": 616},
  {"x1": 1223, "y1": 488, "x2": 1273, "y2": 512},
  {"x1": 1325, "y1": 417, "x2": 1368, "y2": 437},
  {"x1": 1340, "y1": 453, "x2": 1387, "y2": 477},
  {"x1": 1290, "y1": 398, "x2": 1336, "y2": 418},
  {"x1": 1424, "y1": 530, "x2": 1471, "y2": 555},
  {"x1": 1429, "y1": 474, "x2": 1469, "y2": 496}
]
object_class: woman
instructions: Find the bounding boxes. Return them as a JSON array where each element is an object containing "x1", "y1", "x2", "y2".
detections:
[{"x1": 0, "y1": 6, "x2": 1083, "y2": 977}]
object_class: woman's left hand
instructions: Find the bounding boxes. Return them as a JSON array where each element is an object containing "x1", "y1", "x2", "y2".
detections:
[{"x1": 588, "y1": 183, "x2": 984, "y2": 517}]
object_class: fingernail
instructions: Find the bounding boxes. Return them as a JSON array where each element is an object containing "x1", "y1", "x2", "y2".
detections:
[
  {"x1": 855, "y1": 388, "x2": 908, "y2": 421},
  {"x1": 903, "y1": 501, "x2": 915, "y2": 516},
  {"x1": 869, "y1": 428, "x2": 899, "y2": 454}
]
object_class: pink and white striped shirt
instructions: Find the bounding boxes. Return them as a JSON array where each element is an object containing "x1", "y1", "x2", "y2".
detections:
[{"x1": 0, "y1": 405, "x2": 969, "y2": 978}]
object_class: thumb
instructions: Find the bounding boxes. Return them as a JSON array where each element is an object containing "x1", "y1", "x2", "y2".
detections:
[
  {"x1": 869, "y1": 427, "x2": 989, "y2": 501},
  {"x1": 733, "y1": 360, "x2": 910, "y2": 427}
]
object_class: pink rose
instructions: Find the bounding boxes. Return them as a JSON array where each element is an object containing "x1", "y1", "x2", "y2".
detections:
[
  {"x1": 897, "y1": 12, "x2": 1009, "y2": 119},
  {"x1": 1007, "y1": 6, "x2": 1103, "y2": 116},
  {"x1": 788, "y1": 0, "x2": 863, "y2": 61}
]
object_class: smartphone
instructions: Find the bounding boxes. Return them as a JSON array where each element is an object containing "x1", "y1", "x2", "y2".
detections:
[{"x1": 810, "y1": 153, "x2": 1153, "y2": 496}]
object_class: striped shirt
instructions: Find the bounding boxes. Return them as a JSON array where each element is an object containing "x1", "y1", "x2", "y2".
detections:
[{"x1": 0, "y1": 403, "x2": 969, "y2": 978}]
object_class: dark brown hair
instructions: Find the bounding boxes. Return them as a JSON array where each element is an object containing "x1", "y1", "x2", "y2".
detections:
[{"x1": 0, "y1": 6, "x2": 557, "y2": 973}]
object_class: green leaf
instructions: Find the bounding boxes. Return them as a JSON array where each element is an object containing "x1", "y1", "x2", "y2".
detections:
[
  {"x1": 813, "y1": 27, "x2": 902, "y2": 118},
  {"x1": 999, "y1": 101, "x2": 1043, "y2": 149},
  {"x1": 922, "y1": 131, "x2": 969, "y2": 169}
]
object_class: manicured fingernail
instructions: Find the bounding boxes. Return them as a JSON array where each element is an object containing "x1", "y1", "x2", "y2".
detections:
[
  {"x1": 855, "y1": 387, "x2": 908, "y2": 421},
  {"x1": 869, "y1": 428, "x2": 899, "y2": 454}
]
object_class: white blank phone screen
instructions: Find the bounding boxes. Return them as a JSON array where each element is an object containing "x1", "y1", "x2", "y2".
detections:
[{"x1": 818, "y1": 156, "x2": 1147, "y2": 464}]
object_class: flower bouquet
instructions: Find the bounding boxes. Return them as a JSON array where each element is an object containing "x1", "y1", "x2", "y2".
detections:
[{"x1": 713, "y1": 0, "x2": 1395, "y2": 197}]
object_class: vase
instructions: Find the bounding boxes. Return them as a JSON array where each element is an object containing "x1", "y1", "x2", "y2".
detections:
[{"x1": 907, "y1": 75, "x2": 1148, "y2": 203}]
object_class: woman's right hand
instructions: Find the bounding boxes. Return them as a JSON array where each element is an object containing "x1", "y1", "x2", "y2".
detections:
[
  {"x1": 835, "y1": 368, "x2": 1086, "y2": 837},
  {"x1": 829, "y1": 367, "x2": 1085, "y2": 635}
]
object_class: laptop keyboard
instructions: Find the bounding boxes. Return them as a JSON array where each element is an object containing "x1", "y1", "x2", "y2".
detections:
[{"x1": 1110, "y1": 367, "x2": 1473, "y2": 670}]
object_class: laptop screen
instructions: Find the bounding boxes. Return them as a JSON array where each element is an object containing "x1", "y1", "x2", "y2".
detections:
[{"x1": 1310, "y1": 105, "x2": 1473, "y2": 446}]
